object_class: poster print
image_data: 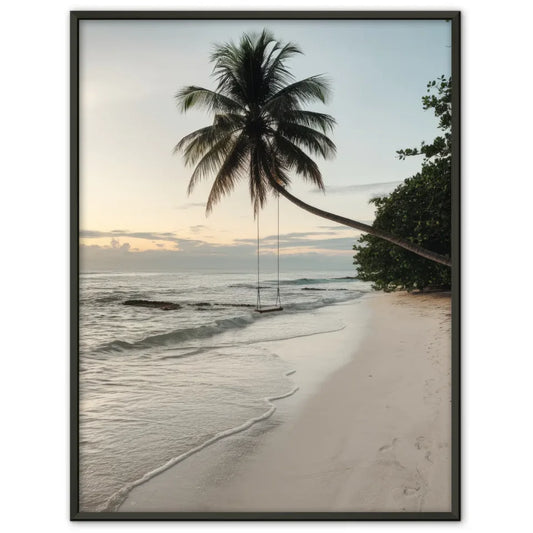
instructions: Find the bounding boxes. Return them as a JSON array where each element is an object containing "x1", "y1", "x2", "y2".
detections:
[{"x1": 71, "y1": 11, "x2": 460, "y2": 520}]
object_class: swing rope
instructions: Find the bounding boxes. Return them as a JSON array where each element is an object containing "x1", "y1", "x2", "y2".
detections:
[
  {"x1": 275, "y1": 192, "x2": 281, "y2": 307},
  {"x1": 256, "y1": 210, "x2": 261, "y2": 310},
  {"x1": 255, "y1": 193, "x2": 282, "y2": 312}
]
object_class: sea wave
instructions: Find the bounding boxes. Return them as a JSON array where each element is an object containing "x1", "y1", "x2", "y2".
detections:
[
  {"x1": 281, "y1": 276, "x2": 357, "y2": 285},
  {"x1": 96, "y1": 315, "x2": 255, "y2": 353},
  {"x1": 93, "y1": 292, "x2": 363, "y2": 355},
  {"x1": 229, "y1": 276, "x2": 357, "y2": 288}
]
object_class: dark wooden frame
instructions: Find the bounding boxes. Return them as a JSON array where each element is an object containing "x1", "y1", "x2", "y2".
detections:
[{"x1": 70, "y1": 10, "x2": 461, "y2": 521}]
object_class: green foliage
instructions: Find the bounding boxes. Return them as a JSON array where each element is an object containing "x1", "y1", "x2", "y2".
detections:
[{"x1": 353, "y1": 76, "x2": 452, "y2": 292}]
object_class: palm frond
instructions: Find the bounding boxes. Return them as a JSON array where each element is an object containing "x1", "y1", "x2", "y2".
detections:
[
  {"x1": 263, "y1": 142, "x2": 291, "y2": 188},
  {"x1": 263, "y1": 75, "x2": 332, "y2": 115},
  {"x1": 205, "y1": 132, "x2": 250, "y2": 213},
  {"x1": 175, "y1": 112, "x2": 244, "y2": 164},
  {"x1": 276, "y1": 122, "x2": 337, "y2": 159},
  {"x1": 249, "y1": 145, "x2": 267, "y2": 216},
  {"x1": 275, "y1": 110, "x2": 336, "y2": 134},
  {"x1": 210, "y1": 41, "x2": 249, "y2": 105},
  {"x1": 274, "y1": 133, "x2": 325, "y2": 190},
  {"x1": 186, "y1": 133, "x2": 240, "y2": 194},
  {"x1": 231, "y1": 31, "x2": 272, "y2": 105},
  {"x1": 263, "y1": 42, "x2": 301, "y2": 96},
  {"x1": 174, "y1": 125, "x2": 215, "y2": 160},
  {"x1": 175, "y1": 86, "x2": 244, "y2": 113},
  {"x1": 179, "y1": 128, "x2": 242, "y2": 167},
  {"x1": 213, "y1": 113, "x2": 245, "y2": 129},
  {"x1": 248, "y1": 138, "x2": 288, "y2": 215}
]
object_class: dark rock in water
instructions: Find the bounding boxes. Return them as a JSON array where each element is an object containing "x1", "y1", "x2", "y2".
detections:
[
  {"x1": 301, "y1": 287, "x2": 348, "y2": 291},
  {"x1": 211, "y1": 303, "x2": 255, "y2": 308},
  {"x1": 193, "y1": 302, "x2": 212, "y2": 311},
  {"x1": 123, "y1": 300, "x2": 180, "y2": 311}
]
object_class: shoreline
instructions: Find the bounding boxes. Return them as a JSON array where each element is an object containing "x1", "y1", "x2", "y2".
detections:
[{"x1": 118, "y1": 291, "x2": 451, "y2": 513}]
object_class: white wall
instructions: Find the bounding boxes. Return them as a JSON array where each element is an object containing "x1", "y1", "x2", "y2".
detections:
[{"x1": 2, "y1": 1, "x2": 532, "y2": 532}]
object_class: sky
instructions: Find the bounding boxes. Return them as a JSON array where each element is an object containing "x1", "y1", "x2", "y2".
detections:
[{"x1": 79, "y1": 18, "x2": 451, "y2": 272}]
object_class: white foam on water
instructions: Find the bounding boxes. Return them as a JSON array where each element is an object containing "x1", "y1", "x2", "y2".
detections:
[
  {"x1": 103, "y1": 374, "x2": 300, "y2": 512},
  {"x1": 79, "y1": 271, "x2": 372, "y2": 511}
]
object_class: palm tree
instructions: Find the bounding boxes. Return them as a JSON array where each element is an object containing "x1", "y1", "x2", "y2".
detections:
[{"x1": 174, "y1": 30, "x2": 451, "y2": 267}]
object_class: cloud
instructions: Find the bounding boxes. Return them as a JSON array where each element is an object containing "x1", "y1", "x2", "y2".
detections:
[
  {"x1": 316, "y1": 225, "x2": 354, "y2": 230},
  {"x1": 189, "y1": 225, "x2": 207, "y2": 234},
  {"x1": 80, "y1": 227, "x2": 362, "y2": 272},
  {"x1": 309, "y1": 180, "x2": 402, "y2": 194},
  {"x1": 80, "y1": 244, "x2": 356, "y2": 273},
  {"x1": 126, "y1": 231, "x2": 178, "y2": 241},
  {"x1": 109, "y1": 238, "x2": 131, "y2": 251},
  {"x1": 279, "y1": 237, "x2": 358, "y2": 251},
  {"x1": 82, "y1": 228, "x2": 363, "y2": 251},
  {"x1": 82, "y1": 228, "x2": 225, "y2": 251},
  {"x1": 175, "y1": 202, "x2": 206, "y2": 210},
  {"x1": 234, "y1": 229, "x2": 361, "y2": 247},
  {"x1": 81, "y1": 229, "x2": 182, "y2": 244},
  {"x1": 80, "y1": 230, "x2": 110, "y2": 239},
  {"x1": 317, "y1": 223, "x2": 374, "y2": 230}
]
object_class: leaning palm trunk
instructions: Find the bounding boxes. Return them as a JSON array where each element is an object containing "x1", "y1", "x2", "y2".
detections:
[
  {"x1": 267, "y1": 178, "x2": 452, "y2": 267},
  {"x1": 175, "y1": 30, "x2": 452, "y2": 269}
]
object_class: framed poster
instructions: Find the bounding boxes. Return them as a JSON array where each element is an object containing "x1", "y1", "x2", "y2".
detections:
[{"x1": 71, "y1": 10, "x2": 460, "y2": 520}]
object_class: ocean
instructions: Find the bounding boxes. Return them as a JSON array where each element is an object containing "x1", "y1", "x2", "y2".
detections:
[{"x1": 78, "y1": 270, "x2": 372, "y2": 511}]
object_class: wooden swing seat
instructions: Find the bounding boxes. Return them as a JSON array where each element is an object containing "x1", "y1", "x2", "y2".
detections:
[{"x1": 255, "y1": 306, "x2": 283, "y2": 314}]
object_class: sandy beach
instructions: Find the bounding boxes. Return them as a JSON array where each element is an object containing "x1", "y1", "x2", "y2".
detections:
[{"x1": 119, "y1": 291, "x2": 452, "y2": 513}]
